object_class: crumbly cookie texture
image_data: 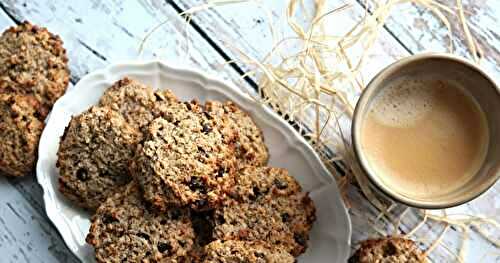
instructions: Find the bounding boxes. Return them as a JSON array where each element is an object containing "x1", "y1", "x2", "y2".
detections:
[
  {"x1": 0, "y1": 21, "x2": 69, "y2": 117},
  {"x1": 133, "y1": 100, "x2": 238, "y2": 211},
  {"x1": 57, "y1": 106, "x2": 141, "y2": 211},
  {"x1": 0, "y1": 94, "x2": 44, "y2": 177},
  {"x1": 213, "y1": 166, "x2": 315, "y2": 257},
  {"x1": 86, "y1": 182, "x2": 196, "y2": 263},
  {"x1": 227, "y1": 166, "x2": 302, "y2": 203},
  {"x1": 99, "y1": 77, "x2": 178, "y2": 131},
  {"x1": 205, "y1": 101, "x2": 268, "y2": 167},
  {"x1": 202, "y1": 240, "x2": 294, "y2": 263},
  {"x1": 213, "y1": 193, "x2": 315, "y2": 257},
  {"x1": 349, "y1": 237, "x2": 427, "y2": 263}
]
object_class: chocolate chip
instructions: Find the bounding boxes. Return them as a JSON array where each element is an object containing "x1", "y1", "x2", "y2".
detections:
[
  {"x1": 179, "y1": 240, "x2": 187, "y2": 247},
  {"x1": 255, "y1": 252, "x2": 265, "y2": 258},
  {"x1": 203, "y1": 111, "x2": 212, "y2": 119},
  {"x1": 194, "y1": 199, "x2": 207, "y2": 208},
  {"x1": 189, "y1": 177, "x2": 207, "y2": 194},
  {"x1": 10, "y1": 111, "x2": 19, "y2": 118},
  {"x1": 160, "y1": 219, "x2": 167, "y2": 225},
  {"x1": 294, "y1": 233, "x2": 307, "y2": 246},
  {"x1": 184, "y1": 102, "x2": 192, "y2": 110},
  {"x1": 273, "y1": 179, "x2": 288, "y2": 190},
  {"x1": 174, "y1": 120, "x2": 180, "y2": 126},
  {"x1": 103, "y1": 214, "x2": 118, "y2": 224},
  {"x1": 281, "y1": 213, "x2": 290, "y2": 222},
  {"x1": 215, "y1": 214, "x2": 225, "y2": 225},
  {"x1": 137, "y1": 232, "x2": 150, "y2": 240},
  {"x1": 217, "y1": 168, "x2": 225, "y2": 178},
  {"x1": 202, "y1": 124, "x2": 212, "y2": 134},
  {"x1": 76, "y1": 168, "x2": 89, "y2": 181},
  {"x1": 154, "y1": 93, "x2": 164, "y2": 101},
  {"x1": 170, "y1": 209, "x2": 182, "y2": 220},
  {"x1": 198, "y1": 146, "x2": 207, "y2": 157},
  {"x1": 157, "y1": 242, "x2": 172, "y2": 254},
  {"x1": 383, "y1": 241, "x2": 398, "y2": 256},
  {"x1": 250, "y1": 186, "x2": 261, "y2": 200}
]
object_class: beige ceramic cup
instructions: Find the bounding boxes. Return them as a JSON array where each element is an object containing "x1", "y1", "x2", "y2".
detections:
[{"x1": 352, "y1": 53, "x2": 500, "y2": 209}]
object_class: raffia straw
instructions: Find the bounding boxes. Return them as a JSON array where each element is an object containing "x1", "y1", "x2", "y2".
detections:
[
  {"x1": 405, "y1": 210, "x2": 428, "y2": 237},
  {"x1": 394, "y1": 207, "x2": 409, "y2": 235},
  {"x1": 424, "y1": 224, "x2": 449, "y2": 256},
  {"x1": 140, "y1": 0, "x2": 497, "y2": 261}
]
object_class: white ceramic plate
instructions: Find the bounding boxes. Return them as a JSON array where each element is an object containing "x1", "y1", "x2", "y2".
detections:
[{"x1": 36, "y1": 60, "x2": 351, "y2": 262}]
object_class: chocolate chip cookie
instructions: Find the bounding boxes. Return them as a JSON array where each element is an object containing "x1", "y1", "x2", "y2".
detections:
[
  {"x1": 349, "y1": 237, "x2": 426, "y2": 263},
  {"x1": 0, "y1": 93, "x2": 44, "y2": 177},
  {"x1": 228, "y1": 166, "x2": 302, "y2": 202},
  {"x1": 98, "y1": 77, "x2": 178, "y2": 131},
  {"x1": 86, "y1": 182, "x2": 196, "y2": 263},
  {"x1": 212, "y1": 166, "x2": 315, "y2": 257},
  {"x1": 0, "y1": 21, "x2": 69, "y2": 117},
  {"x1": 57, "y1": 106, "x2": 141, "y2": 210},
  {"x1": 202, "y1": 240, "x2": 294, "y2": 263},
  {"x1": 213, "y1": 192, "x2": 315, "y2": 257},
  {"x1": 132, "y1": 100, "x2": 238, "y2": 211},
  {"x1": 205, "y1": 101, "x2": 268, "y2": 167}
]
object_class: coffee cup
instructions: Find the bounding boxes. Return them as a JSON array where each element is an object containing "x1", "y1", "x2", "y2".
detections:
[{"x1": 352, "y1": 53, "x2": 500, "y2": 209}]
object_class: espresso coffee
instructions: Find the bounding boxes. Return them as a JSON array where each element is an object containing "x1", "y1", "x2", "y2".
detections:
[{"x1": 360, "y1": 77, "x2": 489, "y2": 200}]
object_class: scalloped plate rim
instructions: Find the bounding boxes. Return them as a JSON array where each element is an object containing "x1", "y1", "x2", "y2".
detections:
[{"x1": 36, "y1": 60, "x2": 352, "y2": 262}]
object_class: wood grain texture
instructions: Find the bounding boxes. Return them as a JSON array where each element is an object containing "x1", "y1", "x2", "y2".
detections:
[
  {"x1": 362, "y1": 0, "x2": 500, "y2": 79},
  {"x1": 0, "y1": 0, "x2": 249, "y2": 87},
  {"x1": 0, "y1": 0, "x2": 498, "y2": 262},
  {"x1": 0, "y1": 9, "x2": 80, "y2": 263},
  {"x1": 0, "y1": 0, "x2": 248, "y2": 262},
  {"x1": 169, "y1": 0, "x2": 499, "y2": 262}
]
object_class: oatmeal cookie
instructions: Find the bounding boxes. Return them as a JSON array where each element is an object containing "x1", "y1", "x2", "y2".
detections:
[
  {"x1": 349, "y1": 237, "x2": 426, "y2": 263},
  {"x1": 213, "y1": 192, "x2": 316, "y2": 256},
  {"x1": 99, "y1": 77, "x2": 178, "y2": 131},
  {"x1": 57, "y1": 106, "x2": 141, "y2": 210},
  {"x1": 0, "y1": 93, "x2": 44, "y2": 177},
  {"x1": 133, "y1": 101, "x2": 238, "y2": 211},
  {"x1": 0, "y1": 21, "x2": 69, "y2": 117},
  {"x1": 228, "y1": 166, "x2": 302, "y2": 202},
  {"x1": 205, "y1": 101, "x2": 268, "y2": 167},
  {"x1": 86, "y1": 182, "x2": 195, "y2": 263},
  {"x1": 202, "y1": 240, "x2": 294, "y2": 263}
]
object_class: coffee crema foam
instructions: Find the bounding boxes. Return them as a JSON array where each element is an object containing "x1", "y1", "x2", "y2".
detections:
[
  {"x1": 370, "y1": 78, "x2": 436, "y2": 128},
  {"x1": 361, "y1": 77, "x2": 489, "y2": 200}
]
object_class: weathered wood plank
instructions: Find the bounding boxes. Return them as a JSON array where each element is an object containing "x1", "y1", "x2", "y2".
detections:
[
  {"x1": 168, "y1": 0, "x2": 499, "y2": 261},
  {"x1": 0, "y1": 0, "x2": 248, "y2": 88},
  {"x1": 0, "y1": 0, "x2": 498, "y2": 261},
  {"x1": 363, "y1": 0, "x2": 500, "y2": 79},
  {"x1": 0, "y1": 176, "x2": 79, "y2": 263},
  {"x1": 0, "y1": 10, "x2": 79, "y2": 262},
  {"x1": 0, "y1": 0, "x2": 251, "y2": 261}
]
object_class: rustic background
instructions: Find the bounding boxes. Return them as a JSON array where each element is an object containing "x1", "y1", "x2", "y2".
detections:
[{"x1": 0, "y1": 0, "x2": 498, "y2": 262}]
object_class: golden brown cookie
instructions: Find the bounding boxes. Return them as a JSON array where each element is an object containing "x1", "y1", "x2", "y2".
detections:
[
  {"x1": 349, "y1": 237, "x2": 426, "y2": 263},
  {"x1": 205, "y1": 101, "x2": 268, "y2": 167},
  {"x1": 98, "y1": 77, "x2": 178, "y2": 131},
  {"x1": 57, "y1": 106, "x2": 141, "y2": 211},
  {"x1": 202, "y1": 240, "x2": 294, "y2": 263},
  {"x1": 0, "y1": 93, "x2": 44, "y2": 177},
  {"x1": 86, "y1": 182, "x2": 195, "y2": 263},
  {"x1": 0, "y1": 21, "x2": 69, "y2": 117},
  {"x1": 132, "y1": 101, "x2": 238, "y2": 211}
]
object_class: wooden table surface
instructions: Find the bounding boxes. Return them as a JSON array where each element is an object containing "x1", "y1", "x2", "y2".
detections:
[{"x1": 0, "y1": 0, "x2": 498, "y2": 262}]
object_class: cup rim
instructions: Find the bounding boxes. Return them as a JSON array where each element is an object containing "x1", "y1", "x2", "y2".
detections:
[{"x1": 352, "y1": 52, "x2": 500, "y2": 209}]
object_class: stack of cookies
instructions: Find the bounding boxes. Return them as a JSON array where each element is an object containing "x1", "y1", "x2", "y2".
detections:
[
  {"x1": 56, "y1": 77, "x2": 317, "y2": 262},
  {"x1": 0, "y1": 22, "x2": 69, "y2": 177}
]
